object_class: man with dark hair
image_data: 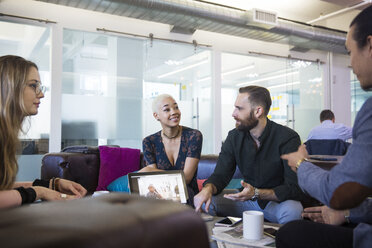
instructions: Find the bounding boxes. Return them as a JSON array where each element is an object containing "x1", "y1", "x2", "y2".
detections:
[
  {"x1": 277, "y1": 5, "x2": 372, "y2": 248},
  {"x1": 320, "y1": 109, "x2": 335, "y2": 122},
  {"x1": 194, "y1": 85, "x2": 306, "y2": 224},
  {"x1": 307, "y1": 109, "x2": 352, "y2": 141}
]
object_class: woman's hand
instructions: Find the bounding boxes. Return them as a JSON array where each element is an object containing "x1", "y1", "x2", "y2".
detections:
[
  {"x1": 56, "y1": 179, "x2": 87, "y2": 197},
  {"x1": 33, "y1": 186, "x2": 79, "y2": 201}
]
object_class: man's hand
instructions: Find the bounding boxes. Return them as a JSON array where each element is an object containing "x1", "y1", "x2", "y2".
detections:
[
  {"x1": 57, "y1": 179, "x2": 87, "y2": 197},
  {"x1": 281, "y1": 144, "x2": 309, "y2": 172},
  {"x1": 302, "y1": 205, "x2": 348, "y2": 225},
  {"x1": 223, "y1": 181, "x2": 254, "y2": 202},
  {"x1": 194, "y1": 184, "x2": 214, "y2": 213}
]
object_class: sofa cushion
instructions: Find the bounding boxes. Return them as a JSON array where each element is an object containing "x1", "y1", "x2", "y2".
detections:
[
  {"x1": 107, "y1": 170, "x2": 138, "y2": 192},
  {"x1": 96, "y1": 146, "x2": 140, "y2": 191},
  {"x1": 197, "y1": 155, "x2": 243, "y2": 179}
]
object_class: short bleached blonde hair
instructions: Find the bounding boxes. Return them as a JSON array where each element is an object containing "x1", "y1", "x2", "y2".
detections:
[{"x1": 152, "y1": 94, "x2": 175, "y2": 114}]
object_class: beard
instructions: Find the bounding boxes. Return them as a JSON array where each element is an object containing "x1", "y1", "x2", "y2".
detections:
[{"x1": 236, "y1": 109, "x2": 259, "y2": 132}]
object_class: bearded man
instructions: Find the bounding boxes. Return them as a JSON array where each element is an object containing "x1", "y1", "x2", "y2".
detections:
[{"x1": 194, "y1": 85, "x2": 306, "y2": 224}]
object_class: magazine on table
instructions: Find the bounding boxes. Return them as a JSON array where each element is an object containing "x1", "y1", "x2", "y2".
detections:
[{"x1": 212, "y1": 223, "x2": 278, "y2": 248}]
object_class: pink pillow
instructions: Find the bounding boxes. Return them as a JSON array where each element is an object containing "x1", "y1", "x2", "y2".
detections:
[
  {"x1": 96, "y1": 146, "x2": 140, "y2": 191},
  {"x1": 197, "y1": 179, "x2": 207, "y2": 192}
]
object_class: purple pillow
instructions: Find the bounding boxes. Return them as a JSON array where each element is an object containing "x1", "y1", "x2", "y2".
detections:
[{"x1": 96, "y1": 146, "x2": 140, "y2": 191}]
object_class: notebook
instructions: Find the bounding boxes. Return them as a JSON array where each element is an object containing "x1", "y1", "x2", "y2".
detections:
[{"x1": 128, "y1": 170, "x2": 189, "y2": 204}]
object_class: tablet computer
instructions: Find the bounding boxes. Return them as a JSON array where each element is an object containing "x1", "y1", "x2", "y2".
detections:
[{"x1": 128, "y1": 170, "x2": 188, "y2": 204}]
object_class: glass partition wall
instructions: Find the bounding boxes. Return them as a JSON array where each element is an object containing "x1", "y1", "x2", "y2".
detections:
[
  {"x1": 351, "y1": 72, "x2": 372, "y2": 125},
  {"x1": 221, "y1": 52, "x2": 323, "y2": 142},
  {"x1": 0, "y1": 20, "x2": 51, "y2": 180},
  {"x1": 0, "y1": 21, "x2": 51, "y2": 153},
  {"x1": 62, "y1": 29, "x2": 213, "y2": 153}
]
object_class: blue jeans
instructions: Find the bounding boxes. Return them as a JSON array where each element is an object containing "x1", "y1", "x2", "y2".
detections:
[{"x1": 205, "y1": 189, "x2": 303, "y2": 224}]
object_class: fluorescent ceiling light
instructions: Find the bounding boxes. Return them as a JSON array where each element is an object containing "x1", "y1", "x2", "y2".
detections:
[
  {"x1": 197, "y1": 64, "x2": 255, "y2": 82},
  {"x1": 267, "y1": 81, "x2": 300, "y2": 90},
  {"x1": 237, "y1": 71, "x2": 299, "y2": 86},
  {"x1": 158, "y1": 60, "x2": 208, "y2": 79},
  {"x1": 198, "y1": 76, "x2": 211, "y2": 82},
  {"x1": 222, "y1": 64, "x2": 255, "y2": 76},
  {"x1": 308, "y1": 77, "x2": 322, "y2": 82}
]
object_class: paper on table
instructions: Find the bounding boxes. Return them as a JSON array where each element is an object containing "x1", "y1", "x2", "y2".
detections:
[{"x1": 212, "y1": 224, "x2": 277, "y2": 248}]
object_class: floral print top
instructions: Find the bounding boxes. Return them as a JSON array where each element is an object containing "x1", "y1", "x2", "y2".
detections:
[{"x1": 142, "y1": 126, "x2": 203, "y2": 194}]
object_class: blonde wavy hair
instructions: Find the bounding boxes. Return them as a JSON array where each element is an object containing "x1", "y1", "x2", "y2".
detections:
[{"x1": 0, "y1": 55, "x2": 38, "y2": 190}]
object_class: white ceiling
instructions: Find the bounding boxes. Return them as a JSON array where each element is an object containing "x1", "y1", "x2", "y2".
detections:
[{"x1": 201, "y1": 0, "x2": 369, "y2": 31}]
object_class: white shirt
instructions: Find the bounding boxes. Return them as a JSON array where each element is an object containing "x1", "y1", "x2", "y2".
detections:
[{"x1": 307, "y1": 120, "x2": 352, "y2": 141}]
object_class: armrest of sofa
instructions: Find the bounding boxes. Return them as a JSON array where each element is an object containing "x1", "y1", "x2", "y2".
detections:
[{"x1": 41, "y1": 152, "x2": 100, "y2": 194}]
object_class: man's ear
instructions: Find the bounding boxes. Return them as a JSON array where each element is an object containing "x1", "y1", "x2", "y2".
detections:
[
  {"x1": 367, "y1": 35, "x2": 372, "y2": 57},
  {"x1": 255, "y1": 106, "x2": 264, "y2": 118},
  {"x1": 153, "y1": 112, "x2": 159, "y2": 121}
]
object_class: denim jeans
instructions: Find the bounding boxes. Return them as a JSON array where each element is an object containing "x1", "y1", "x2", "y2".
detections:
[{"x1": 204, "y1": 189, "x2": 303, "y2": 224}]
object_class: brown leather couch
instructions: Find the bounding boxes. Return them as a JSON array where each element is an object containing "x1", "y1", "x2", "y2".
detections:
[
  {"x1": 0, "y1": 193, "x2": 210, "y2": 248},
  {"x1": 41, "y1": 146, "x2": 243, "y2": 194},
  {"x1": 30, "y1": 146, "x2": 211, "y2": 248}
]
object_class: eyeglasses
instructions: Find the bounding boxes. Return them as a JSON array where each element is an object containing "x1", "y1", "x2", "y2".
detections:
[{"x1": 27, "y1": 80, "x2": 46, "y2": 95}]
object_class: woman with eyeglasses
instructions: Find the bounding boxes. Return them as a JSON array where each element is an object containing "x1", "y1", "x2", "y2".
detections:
[{"x1": 0, "y1": 55, "x2": 87, "y2": 209}]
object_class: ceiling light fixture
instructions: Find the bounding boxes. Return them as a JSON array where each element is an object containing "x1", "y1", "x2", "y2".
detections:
[
  {"x1": 236, "y1": 71, "x2": 299, "y2": 86},
  {"x1": 158, "y1": 60, "x2": 208, "y2": 79},
  {"x1": 267, "y1": 81, "x2": 300, "y2": 90},
  {"x1": 197, "y1": 76, "x2": 211, "y2": 82},
  {"x1": 197, "y1": 64, "x2": 255, "y2": 82},
  {"x1": 222, "y1": 64, "x2": 255, "y2": 77}
]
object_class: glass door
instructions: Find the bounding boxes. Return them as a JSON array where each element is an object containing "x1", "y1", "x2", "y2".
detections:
[
  {"x1": 221, "y1": 52, "x2": 324, "y2": 142},
  {"x1": 0, "y1": 20, "x2": 51, "y2": 180},
  {"x1": 143, "y1": 40, "x2": 213, "y2": 154},
  {"x1": 350, "y1": 72, "x2": 372, "y2": 125}
]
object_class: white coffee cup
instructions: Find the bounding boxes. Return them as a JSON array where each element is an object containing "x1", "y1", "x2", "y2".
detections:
[{"x1": 243, "y1": 210, "x2": 264, "y2": 240}]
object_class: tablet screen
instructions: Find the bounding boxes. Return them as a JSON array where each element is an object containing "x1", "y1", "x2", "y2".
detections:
[{"x1": 128, "y1": 170, "x2": 188, "y2": 204}]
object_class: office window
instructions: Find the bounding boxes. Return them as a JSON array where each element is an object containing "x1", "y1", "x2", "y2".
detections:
[
  {"x1": 0, "y1": 20, "x2": 51, "y2": 154},
  {"x1": 62, "y1": 29, "x2": 213, "y2": 153},
  {"x1": 221, "y1": 52, "x2": 323, "y2": 142},
  {"x1": 351, "y1": 72, "x2": 372, "y2": 125}
]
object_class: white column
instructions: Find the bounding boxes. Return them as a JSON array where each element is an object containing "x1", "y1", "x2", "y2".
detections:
[
  {"x1": 330, "y1": 54, "x2": 352, "y2": 126},
  {"x1": 49, "y1": 24, "x2": 63, "y2": 152},
  {"x1": 212, "y1": 49, "x2": 222, "y2": 154},
  {"x1": 324, "y1": 52, "x2": 333, "y2": 110}
]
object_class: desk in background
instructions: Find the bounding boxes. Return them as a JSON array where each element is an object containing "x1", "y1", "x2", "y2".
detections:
[{"x1": 308, "y1": 155, "x2": 344, "y2": 170}]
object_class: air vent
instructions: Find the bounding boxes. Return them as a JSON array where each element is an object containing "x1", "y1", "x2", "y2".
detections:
[{"x1": 253, "y1": 9, "x2": 278, "y2": 26}]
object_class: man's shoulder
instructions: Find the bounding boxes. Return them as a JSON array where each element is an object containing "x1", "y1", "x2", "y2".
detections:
[
  {"x1": 270, "y1": 120, "x2": 299, "y2": 138},
  {"x1": 227, "y1": 128, "x2": 242, "y2": 138},
  {"x1": 354, "y1": 96, "x2": 372, "y2": 127},
  {"x1": 360, "y1": 96, "x2": 372, "y2": 113}
]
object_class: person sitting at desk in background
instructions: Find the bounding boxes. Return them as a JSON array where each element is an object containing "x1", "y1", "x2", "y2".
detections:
[
  {"x1": 307, "y1": 109, "x2": 352, "y2": 141},
  {"x1": 194, "y1": 86, "x2": 307, "y2": 224},
  {"x1": 277, "y1": 6, "x2": 372, "y2": 247},
  {"x1": 0, "y1": 55, "x2": 87, "y2": 209},
  {"x1": 140, "y1": 94, "x2": 203, "y2": 205}
]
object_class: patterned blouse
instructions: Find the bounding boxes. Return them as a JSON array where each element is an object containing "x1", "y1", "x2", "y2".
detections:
[{"x1": 142, "y1": 126, "x2": 203, "y2": 194}]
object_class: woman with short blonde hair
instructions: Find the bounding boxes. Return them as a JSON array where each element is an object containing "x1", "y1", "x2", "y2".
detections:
[{"x1": 141, "y1": 94, "x2": 203, "y2": 205}]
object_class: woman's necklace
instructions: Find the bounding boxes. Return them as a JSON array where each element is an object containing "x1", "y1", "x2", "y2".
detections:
[{"x1": 163, "y1": 126, "x2": 181, "y2": 139}]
